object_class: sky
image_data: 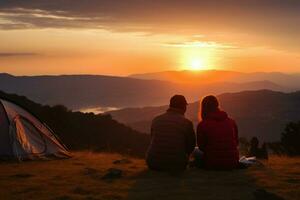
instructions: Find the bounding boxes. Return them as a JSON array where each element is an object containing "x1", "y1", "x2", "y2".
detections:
[{"x1": 0, "y1": 0, "x2": 300, "y2": 76}]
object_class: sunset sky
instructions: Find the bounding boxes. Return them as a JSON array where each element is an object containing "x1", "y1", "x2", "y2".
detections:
[{"x1": 0, "y1": 0, "x2": 300, "y2": 76}]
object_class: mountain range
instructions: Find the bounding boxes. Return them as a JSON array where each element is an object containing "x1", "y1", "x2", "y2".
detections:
[
  {"x1": 0, "y1": 70, "x2": 298, "y2": 110},
  {"x1": 0, "y1": 73, "x2": 177, "y2": 109},
  {"x1": 130, "y1": 70, "x2": 300, "y2": 89}
]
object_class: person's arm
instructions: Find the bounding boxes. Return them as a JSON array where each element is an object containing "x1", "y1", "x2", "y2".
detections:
[
  {"x1": 150, "y1": 118, "x2": 156, "y2": 139},
  {"x1": 197, "y1": 122, "x2": 206, "y2": 152},
  {"x1": 233, "y1": 120, "x2": 239, "y2": 146},
  {"x1": 185, "y1": 121, "x2": 196, "y2": 155}
]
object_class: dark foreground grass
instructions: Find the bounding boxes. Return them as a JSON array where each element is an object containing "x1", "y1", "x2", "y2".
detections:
[{"x1": 0, "y1": 152, "x2": 298, "y2": 200}]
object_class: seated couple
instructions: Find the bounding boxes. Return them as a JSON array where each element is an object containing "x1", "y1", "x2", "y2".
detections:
[{"x1": 146, "y1": 95, "x2": 239, "y2": 171}]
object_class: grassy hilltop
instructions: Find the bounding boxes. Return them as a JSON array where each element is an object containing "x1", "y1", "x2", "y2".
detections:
[{"x1": 0, "y1": 152, "x2": 299, "y2": 200}]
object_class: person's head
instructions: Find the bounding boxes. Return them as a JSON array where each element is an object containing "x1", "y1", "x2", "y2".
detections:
[
  {"x1": 201, "y1": 95, "x2": 219, "y2": 120},
  {"x1": 169, "y1": 95, "x2": 188, "y2": 113}
]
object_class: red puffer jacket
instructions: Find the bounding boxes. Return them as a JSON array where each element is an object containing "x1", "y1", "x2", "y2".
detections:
[{"x1": 197, "y1": 110, "x2": 239, "y2": 169}]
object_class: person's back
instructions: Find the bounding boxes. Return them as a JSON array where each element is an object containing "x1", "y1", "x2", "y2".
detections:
[
  {"x1": 146, "y1": 95, "x2": 195, "y2": 171},
  {"x1": 197, "y1": 95, "x2": 239, "y2": 169}
]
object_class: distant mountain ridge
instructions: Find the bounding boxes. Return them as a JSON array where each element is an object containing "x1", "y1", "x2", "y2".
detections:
[
  {"x1": 108, "y1": 90, "x2": 300, "y2": 141},
  {"x1": 129, "y1": 70, "x2": 300, "y2": 89},
  {"x1": 130, "y1": 70, "x2": 243, "y2": 84},
  {"x1": 0, "y1": 73, "x2": 179, "y2": 109},
  {"x1": 0, "y1": 72, "x2": 294, "y2": 110}
]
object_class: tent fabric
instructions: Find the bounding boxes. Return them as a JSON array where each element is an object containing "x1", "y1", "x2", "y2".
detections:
[
  {"x1": 0, "y1": 99, "x2": 70, "y2": 160},
  {"x1": 0, "y1": 101, "x2": 11, "y2": 156}
]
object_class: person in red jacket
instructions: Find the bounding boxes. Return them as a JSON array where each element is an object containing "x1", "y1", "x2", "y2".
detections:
[{"x1": 197, "y1": 95, "x2": 239, "y2": 169}]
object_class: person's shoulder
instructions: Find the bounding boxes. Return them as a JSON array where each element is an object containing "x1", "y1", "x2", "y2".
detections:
[
  {"x1": 226, "y1": 117, "x2": 238, "y2": 130},
  {"x1": 178, "y1": 114, "x2": 191, "y2": 122},
  {"x1": 228, "y1": 117, "x2": 237, "y2": 125},
  {"x1": 182, "y1": 117, "x2": 193, "y2": 126},
  {"x1": 152, "y1": 112, "x2": 167, "y2": 122}
]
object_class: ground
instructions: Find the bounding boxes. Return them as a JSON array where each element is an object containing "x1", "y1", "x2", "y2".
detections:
[{"x1": 0, "y1": 152, "x2": 299, "y2": 200}]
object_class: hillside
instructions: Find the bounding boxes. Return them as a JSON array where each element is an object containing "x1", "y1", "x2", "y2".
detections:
[
  {"x1": 0, "y1": 91, "x2": 149, "y2": 157},
  {"x1": 108, "y1": 90, "x2": 300, "y2": 141},
  {"x1": 0, "y1": 152, "x2": 298, "y2": 200},
  {"x1": 0, "y1": 73, "x2": 291, "y2": 110}
]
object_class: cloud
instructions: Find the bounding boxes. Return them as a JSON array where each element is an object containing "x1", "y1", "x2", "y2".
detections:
[
  {"x1": 0, "y1": 52, "x2": 39, "y2": 57},
  {"x1": 0, "y1": 1, "x2": 299, "y2": 31},
  {"x1": 0, "y1": 0, "x2": 299, "y2": 51},
  {"x1": 161, "y1": 41, "x2": 238, "y2": 50},
  {"x1": 0, "y1": 8, "x2": 105, "y2": 29}
]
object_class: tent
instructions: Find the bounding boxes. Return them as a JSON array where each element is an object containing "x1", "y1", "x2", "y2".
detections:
[{"x1": 0, "y1": 98, "x2": 70, "y2": 160}]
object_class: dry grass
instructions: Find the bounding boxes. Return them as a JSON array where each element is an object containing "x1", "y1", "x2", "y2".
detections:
[
  {"x1": 247, "y1": 156, "x2": 300, "y2": 200},
  {"x1": 0, "y1": 152, "x2": 299, "y2": 200}
]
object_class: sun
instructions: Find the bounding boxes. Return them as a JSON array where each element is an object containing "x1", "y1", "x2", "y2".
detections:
[
  {"x1": 189, "y1": 58, "x2": 205, "y2": 71},
  {"x1": 180, "y1": 47, "x2": 213, "y2": 71}
]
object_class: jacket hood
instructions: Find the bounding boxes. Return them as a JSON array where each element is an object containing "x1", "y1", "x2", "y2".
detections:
[{"x1": 206, "y1": 110, "x2": 228, "y2": 121}]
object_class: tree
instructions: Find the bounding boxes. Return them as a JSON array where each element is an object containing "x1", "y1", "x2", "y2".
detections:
[{"x1": 281, "y1": 121, "x2": 300, "y2": 156}]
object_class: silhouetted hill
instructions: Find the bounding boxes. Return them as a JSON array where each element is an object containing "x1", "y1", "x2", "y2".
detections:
[
  {"x1": 0, "y1": 91, "x2": 149, "y2": 157},
  {"x1": 108, "y1": 90, "x2": 300, "y2": 141},
  {"x1": 0, "y1": 73, "x2": 291, "y2": 110}
]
